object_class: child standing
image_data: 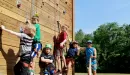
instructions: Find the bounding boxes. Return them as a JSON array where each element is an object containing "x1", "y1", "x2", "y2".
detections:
[
  {"x1": 55, "y1": 25, "x2": 68, "y2": 73},
  {"x1": 39, "y1": 44, "x2": 56, "y2": 75},
  {"x1": 1, "y1": 21, "x2": 36, "y2": 75},
  {"x1": 80, "y1": 40, "x2": 97, "y2": 75},
  {"x1": 66, "y1": 41, "x2": 80, "y2": 75}
]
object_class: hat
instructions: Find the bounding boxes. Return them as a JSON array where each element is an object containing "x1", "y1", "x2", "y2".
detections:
[
  {"x1": 87, "y1": 40, "x2": 92, "y2": 44},
  {"x1": 72, "y1": 41, "x2": 78, "y2": 44},
  {"x1": 44, "y1": 44, "x2": 52, "y2": 50}
]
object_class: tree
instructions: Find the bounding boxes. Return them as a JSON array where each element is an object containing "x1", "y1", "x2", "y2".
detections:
[
  {"x1": 75, "y1": 22, "x2": 130, "y2": 73},
  {"x1": 75, "y1": 29, "x2": 85, "y2": 45},
  {"x1": 94, "y1": 22, "x2": 130, "y2": 73}
]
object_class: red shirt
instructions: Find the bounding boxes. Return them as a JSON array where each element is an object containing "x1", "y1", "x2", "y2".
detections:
[
  {"x1": 55, "y1": 31, "x2": 67, "y2": 49},
  {"x1": 58, "y1": 31, "x2": 67, "y2": 43}
]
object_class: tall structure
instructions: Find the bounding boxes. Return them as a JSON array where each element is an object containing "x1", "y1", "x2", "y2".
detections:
[{"x1": 0, "y1": 0, "x2": 74, "y2": 75}]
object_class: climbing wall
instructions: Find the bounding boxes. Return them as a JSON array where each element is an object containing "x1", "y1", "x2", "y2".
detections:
[{"x1": 0, "y1": 0, "x2": 74, "y2": 75}]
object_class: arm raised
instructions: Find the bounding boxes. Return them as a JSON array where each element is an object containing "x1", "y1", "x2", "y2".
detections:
[{"x1": 1, "y1": 25, "x2": 21, "y2": 37}]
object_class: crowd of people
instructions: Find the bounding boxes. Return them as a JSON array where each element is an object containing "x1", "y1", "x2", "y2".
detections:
[{"x1": 1, "y1": 15, "x2": 97, "y2": 75}]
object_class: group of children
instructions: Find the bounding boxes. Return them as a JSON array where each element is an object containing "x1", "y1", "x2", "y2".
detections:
[{"x1": 1, "y1": 15, "x2": 97, "y2": 75}]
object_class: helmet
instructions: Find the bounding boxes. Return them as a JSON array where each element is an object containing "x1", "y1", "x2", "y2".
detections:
[
  {"x1": 32, "y1": 13, "x2": 39, "y2": 21},
  {"x1": 44, "y1": 44, "x2": 52, "y2": 50},
  {"x1": 32, "y1": 13, "x2": 39, "y2": 18}
]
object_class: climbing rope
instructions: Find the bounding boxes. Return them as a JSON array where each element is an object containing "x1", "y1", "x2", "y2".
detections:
[
  {"x1": 54, "y1": 3, "x2": 56, "y2": 32},
  {"x1": 31, "y1": 0, "x2": 35, "y2": 17},
  {"x1": 35, "y1": 0, "x2": 38, "y2": 17},
  {"x1": 25, "y1": 9, "x2": 29, "y2": 24}
]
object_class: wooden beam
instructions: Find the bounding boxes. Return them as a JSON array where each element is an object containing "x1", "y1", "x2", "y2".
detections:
[
  {"x1": 72, "y1": 0, "x2": 75, "y2": 41},
  {"x1": 0, "y1": 6, "x2": 56, "y2": 35}
]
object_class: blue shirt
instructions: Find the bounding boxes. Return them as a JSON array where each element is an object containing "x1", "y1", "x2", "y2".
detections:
[
  {"x1": 67, "y1": 48, "x2": 78, "y2": 57},
  {"x1": 86, "y1": 47, "x2": 96, "y2": 65}
]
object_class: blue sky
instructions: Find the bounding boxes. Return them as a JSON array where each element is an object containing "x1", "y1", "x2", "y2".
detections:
[{"x1": 75, "y1": 0, "x2": 130, "y2": 34}]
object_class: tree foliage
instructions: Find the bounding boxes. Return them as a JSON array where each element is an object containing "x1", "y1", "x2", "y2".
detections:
[
  {"x1": 75, "y1": 22, "x2": 130, "y2": 73},
  {"x1": 75, "y1": 29, "x2": 85, "y2": 44}
]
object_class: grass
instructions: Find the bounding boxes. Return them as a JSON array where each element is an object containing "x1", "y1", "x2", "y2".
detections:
[{"x1": 75, "y1": 73, "x2": 129, "y2": 75}]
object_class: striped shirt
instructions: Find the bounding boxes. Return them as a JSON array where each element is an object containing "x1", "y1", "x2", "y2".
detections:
[{"x1": 19, "y1": 33, "x2": 33, "y2": 56}]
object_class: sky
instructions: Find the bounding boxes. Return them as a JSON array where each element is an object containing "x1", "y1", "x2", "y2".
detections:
[{"x1": 75, "y1": 0, "x2": 130, "y2": 34}]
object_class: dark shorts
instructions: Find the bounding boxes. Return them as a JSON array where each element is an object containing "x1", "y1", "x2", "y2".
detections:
[
  {"x1": 21, "y1": 52, "x2": 32, "y2": 64},
  {"x1": 55, "y1": 47, "x2": 65, "y2": 56},
  {"x1": 14, "y1": 61, "x2": 30, "y2": 75}
]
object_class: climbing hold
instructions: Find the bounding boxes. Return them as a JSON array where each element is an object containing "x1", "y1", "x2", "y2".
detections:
[
  {"x1": 65, "y1": 1, "x2": 67, "y2": 4},
  {"x1": 63, "y1": 10, "x2": 66, "y2": 15},
  {"x1": 56, "y1": 3, "x2": 58, "y2": 6},
  {"x1": 25, "y1": 21, "x2": 28, "y2": 24},
  {"x1": 16, "y1": 0, "x2": 21, "y2": 8},
  {"x1": 42, "y1": 2, "x2": 44, "y2": 5},
  {"x1": 17, "y1": 3, "x2": 21, "y2": 8},
  {"x1": 48, "y1": 16, "x2": 50, "y2": 18},
  {"x1": 1, "y1": 22, "x2": 3, "y2": 25}
]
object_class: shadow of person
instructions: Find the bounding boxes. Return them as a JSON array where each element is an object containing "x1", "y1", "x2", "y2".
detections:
[{"x1": 0, "y1": 29, "x2": 19, "y2": 75}]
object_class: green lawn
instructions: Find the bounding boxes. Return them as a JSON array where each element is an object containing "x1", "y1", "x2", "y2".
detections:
[{"x1": 75, "y1": 73, "x2": 129, "y2": 75}]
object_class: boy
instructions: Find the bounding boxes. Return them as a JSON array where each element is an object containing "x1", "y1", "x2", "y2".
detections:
[
  {"x1": 29, "y1": 15, "x2": 42, "y2": 74},
  {"x1": 39, "y1": 44, "x2": 56, "y2": 75},
  {"x1": 55, "y1": 25, "x2": 68, "y2": 72},
  {"x1": 31, "y1": 15, "x2": 41, "y2": 58},
  {"x1": 1, "y1": 21, "x2": 36, "y2": 75},
  {"x1": 80, "y1": 40, "x2": 97, "y2": 75},
  {"x1": 66, "y1": 41, "x2": 80, "y2": 75}
]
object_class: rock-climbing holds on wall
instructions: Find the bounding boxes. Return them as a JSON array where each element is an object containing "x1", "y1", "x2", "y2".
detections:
[
  {"x1": 42, "y1": 2, "x2": 44, "y2": 5},
  {"x1": 65, "y1": 1, "x2": 67, "y2": 4},
  {"x1": 63, "y1": 10, "x2": 66, "y2": 15},
  {"x1": 16, "y1": 0, "x2": 21, "y2": 8},
  {"x1": 48, "y1": 16, "x2": 50, "y2": 18}
]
